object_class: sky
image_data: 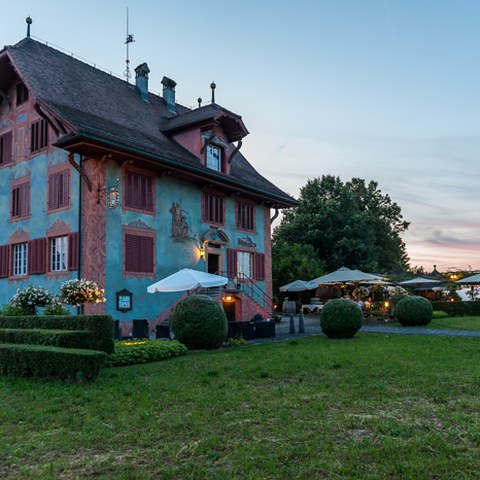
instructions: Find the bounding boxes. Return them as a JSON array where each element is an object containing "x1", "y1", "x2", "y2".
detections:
[{"x1": 2, "y1": 0, "x2": 479, "y2": 272}]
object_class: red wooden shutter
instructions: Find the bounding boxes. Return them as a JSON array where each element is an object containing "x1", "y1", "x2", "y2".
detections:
[
  {"x1": 0, "y1": 132, "x2": 12, "y2": 165},
  {"x1": 125, "y1": 234, "x2": 139, "y2": 272},
  {"x1": 0, "y1": 245, "x2": 9, "y2": 278},
  {"x1": 227, "y1": 248, "x2": 237, "y2": 278},
  {"x1": 68, "y1": 232, "x2": 79, "y2": 271},
  {"x1": 255, "y1": 253, "x2": 265, "y2": 281},
  {"x1": 138, "y1": 236, "x2": 154, "y2": 273},
  {"x1": 27, "y1": 238, "x2": 46, "y2": 275}
]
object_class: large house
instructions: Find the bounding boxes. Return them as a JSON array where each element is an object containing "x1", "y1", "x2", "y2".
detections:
[{"x1": 0, "y1": 35, "x2": 296, "y2": 330}]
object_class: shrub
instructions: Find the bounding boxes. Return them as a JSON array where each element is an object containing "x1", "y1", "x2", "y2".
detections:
[
  {"x1": 390, "y1": 293, "x2": 409, "y2": 307},
  {"x1": 395, "y1": 296, "x2": 433, "y2": 326},
  {"x1": 0, "y1": 315, "x2": 114, "y2": 353},
  {"x1": 432, "y1": 301, "x2": 480, "y2": 317},
  {"x1": 0, "y1": 303, "x2": 31, "y2": 316},
  {"x1": 43, "y1": 299, "x2": 70, "y2": 316},
  {"x1": 0, "y1": 343, "x2": 106, "y2": 382},
  {"x1": 0, "y1": 328, "x2": 92, "y2": 349},
  {"x1": 433, "y1": 310, "x2": 449, "y2": 319},
  {"x1": 320, "y1": 299, "x2": 363, "y2": 339},
  {"x1": 106, "y1": 339, "x2": 187, "y2": 367},
  {"x1": 171, "y1": 295, "x2": 227, "y2": 349},
  {"x1": 227, "y1": 337, "x2": 248, "y2": 348}
]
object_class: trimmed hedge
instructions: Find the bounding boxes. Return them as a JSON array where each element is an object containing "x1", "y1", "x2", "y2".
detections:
[
  {"x1": 106, "y1": 340, "x2": 187, "y2": 367},
  {"x1": 0, "y1": 328, "x2": 92, "y2": 349},
  {"x1": 432, "y1": 301, "x2": 480, "y2": 317},
  {"x1": 0, "y1": 343, "x2": 106, "y2": 382},
  {"x1": 171, "y1": 295, "x2": 228, "y2": 350},
  {"x1": 396, "y1": 296, "x2": 433, "y2": 326},
  {"x1": 320, "y1": 299, "x2": 363, "y2": 339},
  {"x1": 0, "y1": 315, "x2": 114, "y2": 353}
]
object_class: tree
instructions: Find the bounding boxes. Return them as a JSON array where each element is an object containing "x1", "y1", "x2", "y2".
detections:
[
  {"x1": 273, "y1": 175, "x2": 409, "y2": 273},
  {"x1": 272, "y1": 243, "x2": 325, "y2": 298}
]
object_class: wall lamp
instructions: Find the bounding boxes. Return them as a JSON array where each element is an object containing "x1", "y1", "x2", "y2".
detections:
[
  {"x1": 199, "y1": 245, "x2": 206, "y2": 260},
  {"x1": 97, "y1": 179, "x2": 120, "y2": 207}
]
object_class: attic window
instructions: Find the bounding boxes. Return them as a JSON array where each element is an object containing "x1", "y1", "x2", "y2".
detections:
[
  {"x1": 206, "y1": 144, "x2": 222, "y2": 172},
  {"x1": 16, "y1": 83, "x2": 29, "y2": 106}
]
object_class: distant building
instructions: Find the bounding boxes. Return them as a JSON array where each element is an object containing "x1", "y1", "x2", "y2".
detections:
[{"x1": 0, "y1": 37, "x2": 296, "y2": 329}]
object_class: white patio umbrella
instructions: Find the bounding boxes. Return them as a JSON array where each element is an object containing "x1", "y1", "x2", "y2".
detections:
[
  {"x1": 147, "y1": 268, "x2": 228, "y2": 293},
  {"x1": 280, "y1": 280, "x2": 317, "y2": 292},
  {"x1": 457, "y1": 273, "x2": 480, "y2": 285},
  {"x1": 309, "y1": 267, "x2": 385, "y2": 286},
  {"x1": 398, "y1": 277, "x2": 441, "y2": 287}
]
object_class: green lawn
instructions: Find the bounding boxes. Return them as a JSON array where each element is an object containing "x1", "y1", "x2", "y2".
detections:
[
  {"x1": 1, "y1": 334, "x2": 480, "y2": 479},
  {"x1": 388, "y1": 315, "x2": 480, "y2": 331}
]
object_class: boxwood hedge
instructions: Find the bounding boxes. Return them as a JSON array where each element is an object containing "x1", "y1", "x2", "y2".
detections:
[
  {"x1": 320, "y1": 299, "x2": 363, "y2": 339},
  {"x1": 0, "y1": 328, "x2": 92, "y2": 349},
  {"x1": 0, "y1": 343, "x2": 106, "y2": 382},
  {"x1": 395, "y1": 296, "x2": 433, "y2": 326}
]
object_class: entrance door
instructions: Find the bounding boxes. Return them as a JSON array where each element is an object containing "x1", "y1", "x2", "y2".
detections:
[
  {"x1": 223, "y1": 299, "x2": 236, "y2": 322},
  {"x1": 207, "y1": 253, "x2": 220, "y2": 274}
]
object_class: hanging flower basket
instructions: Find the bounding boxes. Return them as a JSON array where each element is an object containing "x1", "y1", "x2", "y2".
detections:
[{"x1": 60, "y1": 278, "x2": 106, "y2": 307}]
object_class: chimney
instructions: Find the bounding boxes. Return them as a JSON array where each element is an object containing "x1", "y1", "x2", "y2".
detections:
[
  {"x1": 135, "y1": 63, "x2": 150, "y2": 102},
  {"x1": 161, "y1": 76, "x2": 177, "y2": 115}
]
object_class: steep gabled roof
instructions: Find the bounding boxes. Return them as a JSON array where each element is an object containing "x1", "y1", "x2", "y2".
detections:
[{"x1": 2, "y1": 38, "x2": 297, "y2": 207}]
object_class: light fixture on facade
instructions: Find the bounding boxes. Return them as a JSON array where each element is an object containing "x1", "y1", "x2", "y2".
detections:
[
  {"x1": 97, "y1": 179, "x2": 120, "y2": 208},
  {"x1": 222, "y1": 295, "x2": 234, "y2": 302},
  {"x1": 199, "y1": 245, "x2": 206, "y2": 260}
]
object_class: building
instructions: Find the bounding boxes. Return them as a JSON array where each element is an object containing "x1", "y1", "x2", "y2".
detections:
[{"x1": 0, "y1": 36, "x2": 297, "y2": 330}]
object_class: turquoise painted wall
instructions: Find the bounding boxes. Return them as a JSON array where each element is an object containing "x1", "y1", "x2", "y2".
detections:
[{"x1": 103, "y1": 160, "x2": 267, "y2": 323}]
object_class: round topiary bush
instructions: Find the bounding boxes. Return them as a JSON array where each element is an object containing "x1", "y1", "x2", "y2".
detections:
[
  {"x1": 170, "y1": 294, "x2": 228, "y2": 349},
  {"x1": 320, "y1": 299, "x2": 363, "y2": 339},
  {"x1": 395, "y1": 295, "x2": 433, "y2": 326}
]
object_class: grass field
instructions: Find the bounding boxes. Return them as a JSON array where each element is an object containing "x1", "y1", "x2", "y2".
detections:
[
  {"x1": 1, "y1": 333, "x2": 480, "y2": 479},
  {"x1": 388, "y1": 315, "x2": 480, "y2": 331}
]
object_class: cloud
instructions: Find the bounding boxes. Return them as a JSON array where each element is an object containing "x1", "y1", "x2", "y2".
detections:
[{"x1": 243, "y1": 129, "x2": 480, "y2": 270}]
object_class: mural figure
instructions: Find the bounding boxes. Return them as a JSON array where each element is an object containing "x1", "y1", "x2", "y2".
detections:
[{"x1": 169, "y1": 202, "x2": 190, "y2": 238}]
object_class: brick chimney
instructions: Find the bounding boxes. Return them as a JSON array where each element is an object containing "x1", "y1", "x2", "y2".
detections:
[
  {"x1": 135, "y1": 63, "x2": 150, "y2": 102},
  {"x1": 161, "y1": 76, "x2": 177, "y2": 115}
]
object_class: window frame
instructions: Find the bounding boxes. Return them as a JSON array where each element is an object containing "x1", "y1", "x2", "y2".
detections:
[
  {"x1": 123, "y1": 227, "x2": 156, "y2": 278},
  {"x1": 237, "y1": 250, "x2": 254, "y2": 280},
  {"x1": 12, "y1": 242, "x2": 28, "y2": 277},
  {"x1": 30, "y1": 118, "x2": 49, "y2": 154},
  {"x1": 205, "y1": 144, "x2": 223, "y2": 172},
  {"x1": 235, "y1": 199, "x2": 256, "y2": 233},
  {"x1": 123, "y1": 169, "x2": 156, "y2": 214},
  {"x1": 202, "y1": 190, "x2": 226, "y2": 227},
  {"x1": 49, "y1": 235, "x2": 69, "y2": 272},
  {"x1": 16, "y1": 83, "x2": 29, "y2": 106},
  {"x1": 0, "y1": 131, "x2": 13, "y2": 167},
  {"x1": 10, "y1": 179, "x2": 30, "y2": 221},
  {"x1": 47, "y1": 168, "x2": 70, "y2": 212}
]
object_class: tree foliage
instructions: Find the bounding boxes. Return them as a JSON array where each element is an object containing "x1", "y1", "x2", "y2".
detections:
[
  {"x1": 273, "y1": 175, "x2": 410, "y2": 273},
  {"x1": 272, "y1": 243, "x2": 325, "y2": 297}
]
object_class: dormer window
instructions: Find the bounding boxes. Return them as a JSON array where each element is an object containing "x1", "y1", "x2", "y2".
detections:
[{"x1": 206, "y1": 144, "x2": 222, "y2": 172}]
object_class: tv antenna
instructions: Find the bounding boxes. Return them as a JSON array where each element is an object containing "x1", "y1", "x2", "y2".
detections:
[{"x1": 124, "y1": 7, "x2": 135, "y2": 83}]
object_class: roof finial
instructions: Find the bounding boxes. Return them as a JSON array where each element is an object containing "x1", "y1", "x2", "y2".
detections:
[
  {"x1": 197, "y1": 97, "x2": 202, "y2": 108},
  {"x1": 26, "y1": 16, "x2": 32, "y2": 38},
  {"x1": 210, "y1": 81, "x2": 216, "y2": 103},
  {"x1": 124, "y1": 7, "x2": 135, "y2": 83}
]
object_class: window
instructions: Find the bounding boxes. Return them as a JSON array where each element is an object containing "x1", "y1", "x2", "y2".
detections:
[
  {"x1": 236, "y1": 201, "x2": 255, "y2": 232},
  {"x1": 47, "y1": 170, "x2": 69, "y2": 211},
  {"x1": 202, "y1": 192, "x2": 225, "y2": 226},
  {"x1": 125, "y1": 234, "x2": 154, "y2": 274},
  {"x1": 206, "y1": 144, "x2": 222, "y2": 171},
  {"x1": 30, "y1": 118, "x2": 49, "y2": 153},
  {"x1": 50, "y1": 236, "x2": 68, "y2": 272},
  {"x1": 12, "y1": 243, "x2": 28, "y2": 276},
  {"x1": 16, "y1": 83, "x2": 29, "y2": 106},
  {"x1": 237, "y1": 251, "x2": 254, "y2": 279},
  {"x1": 124, "y1": 171, "x2": 154, "y2": 212},
  {"x1": 11, "y1": 181, "x2": 30, "y2": 219},
  {"x1": 0, "y1": 132, "x2": 13, "y2": 166}
]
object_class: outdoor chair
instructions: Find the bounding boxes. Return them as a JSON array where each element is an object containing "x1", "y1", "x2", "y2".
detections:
[{"x1": 132, "y1": 319, "x2": 149, "y2": 339}]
